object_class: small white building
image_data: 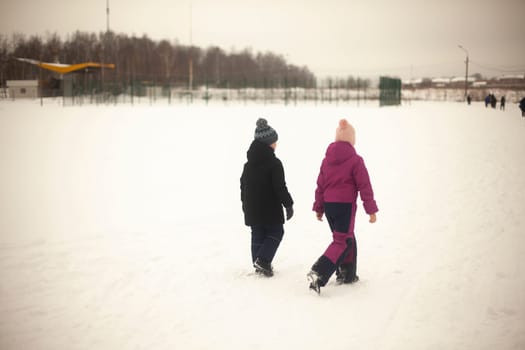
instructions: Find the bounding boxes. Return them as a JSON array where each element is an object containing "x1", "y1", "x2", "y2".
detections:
[
  {"x1": 6, "y1": 80, "x2": 39, "y2": 99},
  {"x1": 472, "y1": 81, "x2": 487, "y2": 87}
]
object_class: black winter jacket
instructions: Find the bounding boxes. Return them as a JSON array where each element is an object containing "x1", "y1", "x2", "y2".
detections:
[{"x1": 240, "y1": 140, "x2": 294, "y2": 226}]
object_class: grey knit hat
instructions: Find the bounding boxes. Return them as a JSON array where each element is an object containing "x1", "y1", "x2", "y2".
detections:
[{"x1": 254, "y1": 118, "x2": 278, "y2": 145}]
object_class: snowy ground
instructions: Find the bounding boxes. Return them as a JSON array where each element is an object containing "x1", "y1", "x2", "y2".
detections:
[{"x1": 0, "y1": 99, "x2": 524, "y2": 350}]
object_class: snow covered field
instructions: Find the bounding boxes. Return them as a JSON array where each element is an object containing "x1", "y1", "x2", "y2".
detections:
[{"x1": 0, "y1": 100, "x2": 524, "y2": 350}]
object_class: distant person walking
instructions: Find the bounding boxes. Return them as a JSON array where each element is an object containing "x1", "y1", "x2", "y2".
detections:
[
  {"x1": 485, "y1": 95, "x2": 490, "y2": 107},
  {"x1": 500, "y1": 96, "x2": 506, "y2": 111},
  {"x1": 467, "y1": 94, "x2": 472, "y2": 105},
  {"x1": 490, "y1": 94, "x2": 497, "y2": 109},
  {"x1": 240, "y1": 118, "x2": 294, "y2": 277},
  {"x1": 519, "y1": 97, "x2": 525, "y2": 117}
]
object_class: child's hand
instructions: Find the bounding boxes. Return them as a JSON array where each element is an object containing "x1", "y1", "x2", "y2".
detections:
[
  {"x1": 369, "y1": 213, "x2": 377, "y2": 223},
  {"x1": 285, "y1": 206, "x2": 294, "y2": 221},
  {"x1": 316, "y1": 212, "x2": 323, "y2": 221}
]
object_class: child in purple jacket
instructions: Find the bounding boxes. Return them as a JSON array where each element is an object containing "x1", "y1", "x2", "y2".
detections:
[{"x1": 307, "y1": 119, "x2": 378, "y2": 294}]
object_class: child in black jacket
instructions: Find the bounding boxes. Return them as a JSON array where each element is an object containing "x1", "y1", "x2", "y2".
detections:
[{"x1": 240, "y1": 118, "x2": 294, "y2": 276}]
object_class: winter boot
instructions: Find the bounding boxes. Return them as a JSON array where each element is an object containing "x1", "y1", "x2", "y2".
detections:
[
  {"x1": 336, "y1": 263, "x2": 359, "y2": 284},
  {"x1": 307, "y1": 255, "x2": 335, "y2": 294},
  {"x1": 254, "y1": 257, "x2": 274, "y2": 277},
  {"x1": 307, "y1": 270, "x2": 322, "y2": 294},
  {"x1": 335, "y1": 267, "x2": 344, "y2": 284}
]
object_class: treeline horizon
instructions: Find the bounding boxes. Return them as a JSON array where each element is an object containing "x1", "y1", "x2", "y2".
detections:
[{"x1": 0, "y1": 31, "x2": 373, "y2": 91}]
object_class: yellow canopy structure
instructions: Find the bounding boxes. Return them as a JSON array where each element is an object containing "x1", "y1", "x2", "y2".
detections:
[{"x1": 17, "y1": 58, "x2": 115, "y2": 74}]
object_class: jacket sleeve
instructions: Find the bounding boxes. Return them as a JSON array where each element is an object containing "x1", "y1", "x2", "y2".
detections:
[
  {"x1": 240, "y1": 165, "x2": 246, "y2": 205},
  {"x1": 353, "y1": 157, "x2": 378, "y2": 214},
  {"x1": 312, "y1": 164, "x2": 325, "y2": 213},
  {"x1": 271, "y1": 160, "x2": 294, "y2": 208}
]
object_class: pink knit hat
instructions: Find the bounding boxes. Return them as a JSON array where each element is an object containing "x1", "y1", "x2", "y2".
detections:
[{"x1": 335, "y1": 119, "x2": 355, "y2": 145}]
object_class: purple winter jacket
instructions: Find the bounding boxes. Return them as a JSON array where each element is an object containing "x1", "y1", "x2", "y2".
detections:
[{"x1": 313, "y1": 141, "x2": 378, "y2": 215}]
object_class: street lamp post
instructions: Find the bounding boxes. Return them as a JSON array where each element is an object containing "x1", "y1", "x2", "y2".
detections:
[
  {"x1": 458, "y1": 45, "x2": 469, "y2": 101},
  {"x1": 188, "y1": 1, "x2": 193, "y2": 103},
  {"x1": 106, "y1": 0, "x2": 110, "y2": 32}
]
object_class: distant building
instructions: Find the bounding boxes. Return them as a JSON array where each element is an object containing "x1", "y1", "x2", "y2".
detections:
[
  {"x1": 14, "y1": 58, "x2": 116, "y2": 99},
  {"x1": 6, "y1": 80, "x2": 39, "y2": 99},
  {"x1": 379, "y1": 76, "x2": 401, "y2": 106},
  {"x1": 472, "y1": 81, "x2": 487, "y2": 88},
  {"x1": 493, "y1": 75, "x2": 525, "y2": 88},
  {"x1": 431, "y1": 77, "x2": 451, "y2": 88}
]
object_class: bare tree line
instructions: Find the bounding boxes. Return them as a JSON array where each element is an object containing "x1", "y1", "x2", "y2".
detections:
[{"x1": 0, "y1": 31, "x2": 371, "y2": 94}]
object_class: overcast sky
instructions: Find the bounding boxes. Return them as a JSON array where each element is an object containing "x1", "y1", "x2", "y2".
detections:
[{"x1": 1, "y1": 0, "x2": 524, "y2": 79}]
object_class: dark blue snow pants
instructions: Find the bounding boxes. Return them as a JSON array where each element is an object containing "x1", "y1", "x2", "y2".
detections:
[{"x1": 250, "y1": 224, "x2": 284, "y2": 263}]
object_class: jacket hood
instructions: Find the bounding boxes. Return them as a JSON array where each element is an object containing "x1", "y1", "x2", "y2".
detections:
[
  {"x1": 247, "y1": 140, "x2": 275, "y2": 164},
  {"x1": 325, "y1": 141, "x2": 356, "y2": 166}
]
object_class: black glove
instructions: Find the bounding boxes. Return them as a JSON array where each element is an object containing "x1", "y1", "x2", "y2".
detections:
[{"x1": 285, "y1": 206, "x2": 294, "y2": 221}]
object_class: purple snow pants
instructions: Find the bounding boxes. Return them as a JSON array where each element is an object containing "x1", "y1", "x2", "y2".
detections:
[
  {"x1": 311, "y1": 202, "x2": 357, "y2": 285},
  {"x1": 323, "y1": 202, "x2": 356, "y2": 265}
]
